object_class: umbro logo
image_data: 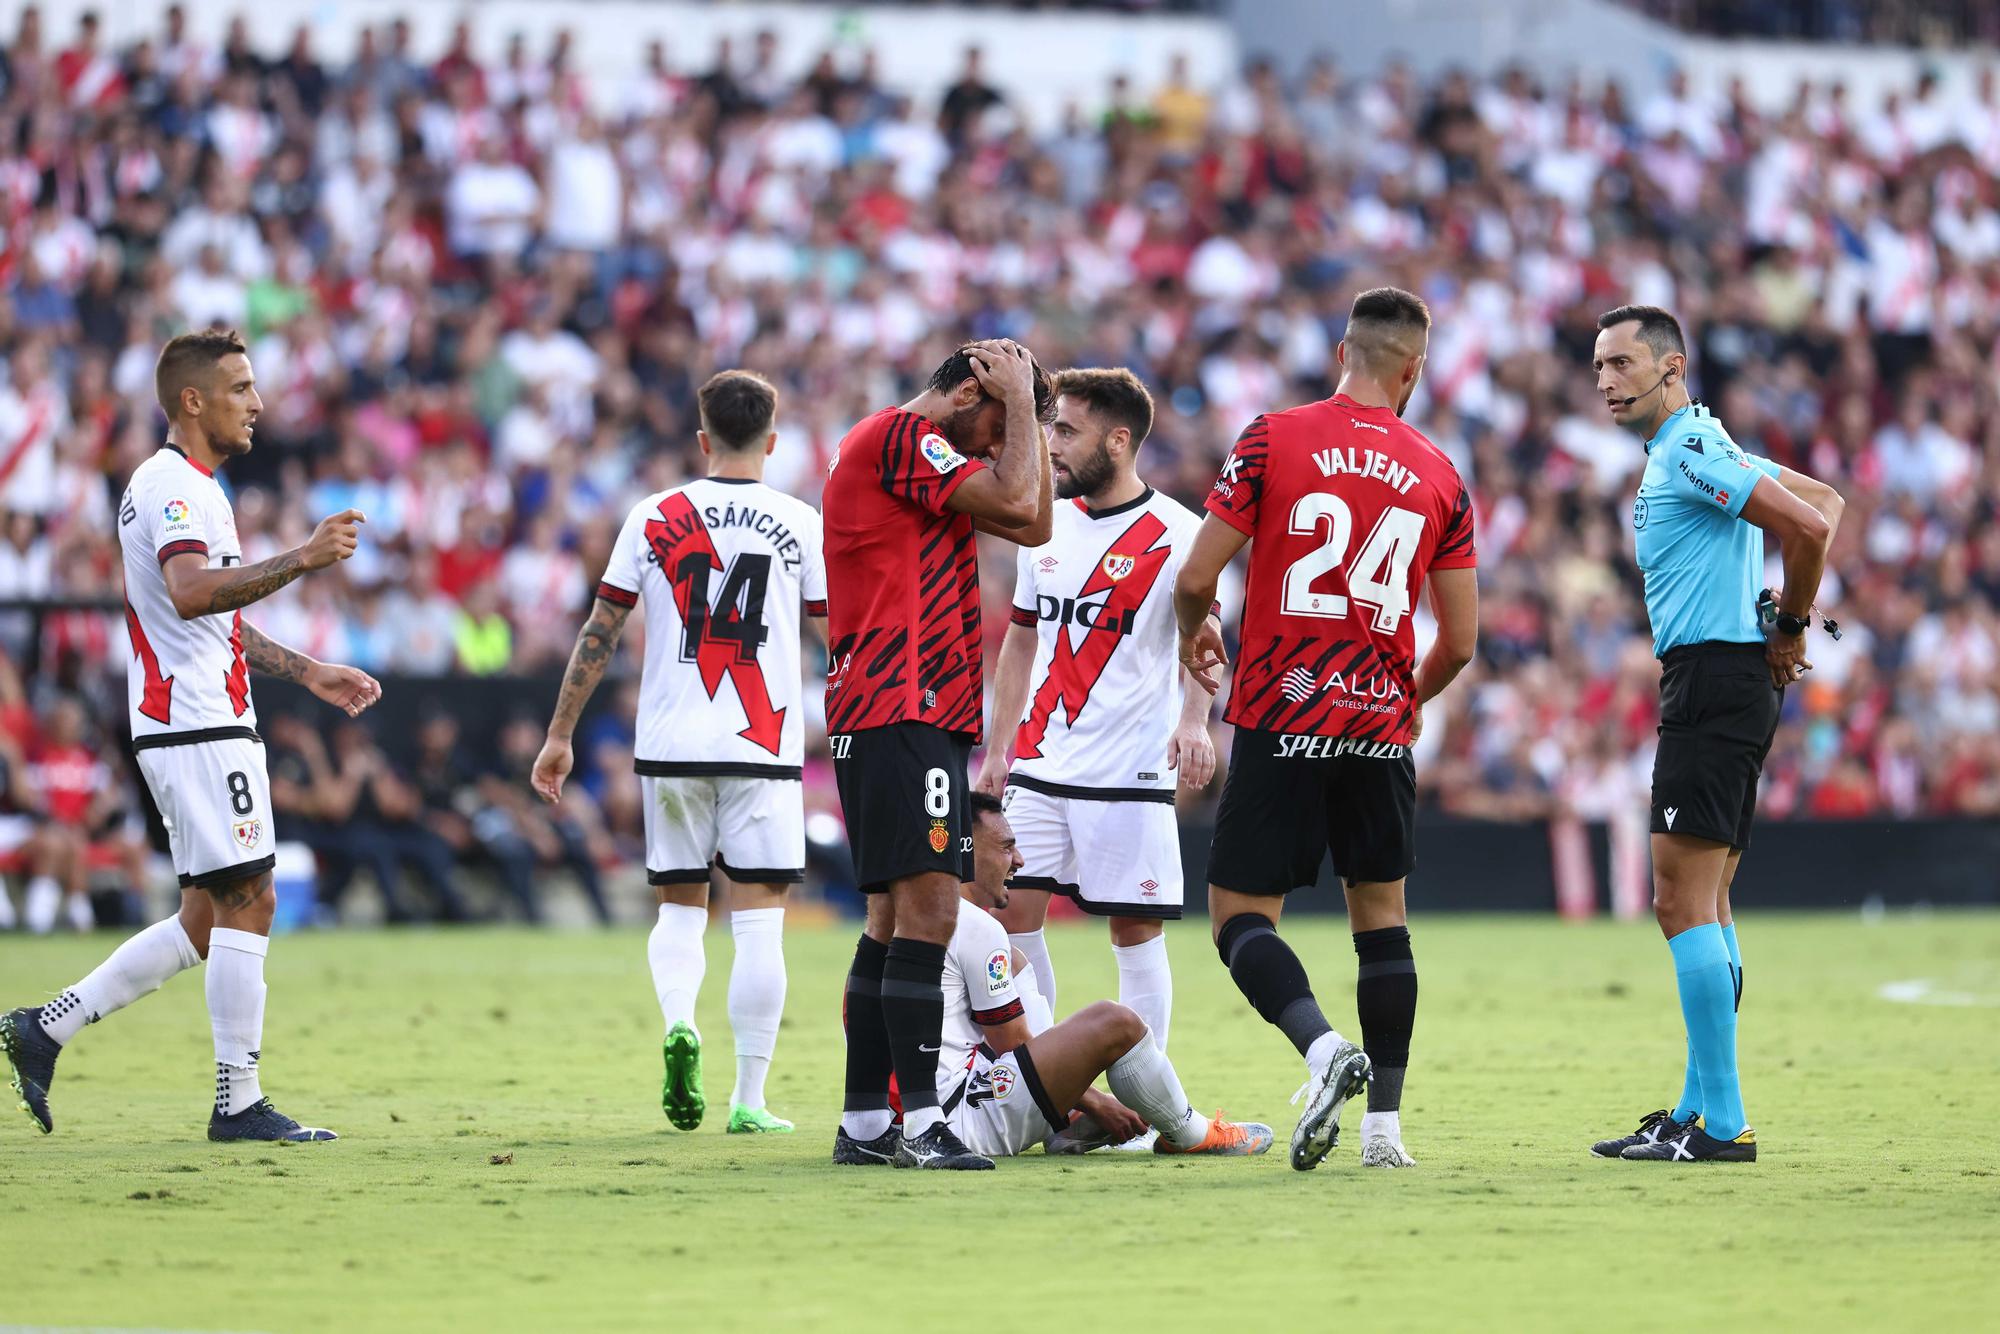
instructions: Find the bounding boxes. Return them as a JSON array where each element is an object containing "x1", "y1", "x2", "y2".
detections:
[{"x1": 1664, "y1": 807, "x2": 1678, "y2": 829}]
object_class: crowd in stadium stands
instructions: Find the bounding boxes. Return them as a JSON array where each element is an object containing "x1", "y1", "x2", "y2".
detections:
[
  {"x1": 1626, "y1": 0, "x2": 2000, "y2": 47},
  {"x1": 3, "y1": 4, "x2": 1999, "y2": 923}
]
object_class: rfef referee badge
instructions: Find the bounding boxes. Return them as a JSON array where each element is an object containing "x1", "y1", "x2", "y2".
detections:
[
  {"x1": 928, "y1": 819, "x2": 950, "y2": 854},
  {"x1": 1632, "y1": 497, "x2": 1649, "y2": 530}
]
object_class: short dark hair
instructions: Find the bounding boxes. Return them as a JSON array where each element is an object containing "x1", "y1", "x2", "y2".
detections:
[
  {"x1": 1054, "y1": 367, "x2": 1154, "y2": 448},
  {"x1": 1349, "y1": 286, "x2": 1432, "y2": 333},
  {"x1": 697, "y1": 369, "x2": 778, "y2": 451},
  {"x1": 969, "y1": 790, "x2": 1004, "y2": 823},
  {"x1": 155, "y1": 328, "x2": 248, "y2": 420},
  {"x1": 928, "y1": 345, "x2": 1057, "y2": 425},
  {"x1": 1596, "y1": 304, "x2": 1686, "y2": 360}
]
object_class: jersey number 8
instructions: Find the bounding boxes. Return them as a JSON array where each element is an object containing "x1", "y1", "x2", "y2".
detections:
[{"x1": 1282, "y1": 494, "x2": 1426, "y2": 634}]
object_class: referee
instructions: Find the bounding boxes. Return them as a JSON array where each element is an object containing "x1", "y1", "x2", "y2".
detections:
[{"x1": 1587, "y1": 306, "x2": 1845, "y2": 1164}]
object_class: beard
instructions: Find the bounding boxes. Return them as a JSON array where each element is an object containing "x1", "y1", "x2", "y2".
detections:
[
  {"x1": 1055, "y1": 440, "x2": 1116, "y2": 499},
  {"x1": 934, "y1": 401, "x2": 987, "y2": 455}
]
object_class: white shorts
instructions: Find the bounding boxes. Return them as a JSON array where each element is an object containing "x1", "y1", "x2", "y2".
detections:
[
  {"x1": 945, "y1": 1049, "x2": 1067, "y2": 1158},
  {"x1": 641, "y1": 774, "x2": 804, "y2": 887},
  {"x1": 1000, "y1": 782, "x2": 1184, "y2": 918},
  {"x1": 134, "y1": 737, "x2": 275, "y2": 887}
]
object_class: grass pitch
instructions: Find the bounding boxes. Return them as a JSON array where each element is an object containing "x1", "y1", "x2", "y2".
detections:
[{"x1": 2, "y1": 911, "x2": 1996, "y2": 1332}]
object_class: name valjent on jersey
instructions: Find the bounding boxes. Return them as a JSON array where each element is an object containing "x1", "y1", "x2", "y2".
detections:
[{"x1": 1312, "y1": 445, "x2": 1424, "y2": 495}]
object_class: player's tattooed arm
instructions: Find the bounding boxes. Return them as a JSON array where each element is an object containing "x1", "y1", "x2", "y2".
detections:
[
  {"x1": 547, "y1": 597, "x2": 633, "y2": 742},
  {"x1": 534, "y1": 597, "x2": 631, "y2": 804},
  {"x1": 239, "y1": 620, "x2": 313, "y2": 683},
  {"x1": 161, "y1": 510, "x2": 364, "y2": 620}
]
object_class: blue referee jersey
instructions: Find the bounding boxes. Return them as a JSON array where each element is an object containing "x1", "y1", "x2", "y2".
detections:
[{"x1": 1630, "y1": 403, "x2": 1782, "y2": 657}]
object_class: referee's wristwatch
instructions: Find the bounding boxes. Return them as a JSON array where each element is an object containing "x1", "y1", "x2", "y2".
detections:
[{"x1": 1772, "y1": 610, "x2": 1810, "y2": 637}]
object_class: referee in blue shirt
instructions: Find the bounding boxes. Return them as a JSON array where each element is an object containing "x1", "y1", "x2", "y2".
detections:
[{"x1": 1587, "y1": 306, "x2": 1845, "y2": 1164}]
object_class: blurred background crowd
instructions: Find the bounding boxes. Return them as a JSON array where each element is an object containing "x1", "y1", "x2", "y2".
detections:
[{"x1": 2, "y1": 2, "x2": 1997, "y2": 925}]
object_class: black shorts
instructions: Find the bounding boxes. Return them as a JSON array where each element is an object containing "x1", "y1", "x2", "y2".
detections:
[
  {"x1": 1207, "y1": 730, "x2": 1416, "y2": 894},
  {"x1": 831, "y1": 722, "x2": 975, "y2": 893},
  {"x1": 1651, "y1": 641, "x2": 1782, "y2": 851}
]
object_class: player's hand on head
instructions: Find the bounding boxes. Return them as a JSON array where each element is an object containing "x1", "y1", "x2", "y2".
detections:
[
  {"x1": 531, "y1": 737, "x2": 573, "y2": 804},
  {"x1": 966, "y1": 339, "x2": 1035, "y2": 407},
  {"x1": 1179, "y1": 621, "x2": 1228, "y2": 695},
  {"x1": 302, "y1": 509, "x2": 366, "y2": 570}
]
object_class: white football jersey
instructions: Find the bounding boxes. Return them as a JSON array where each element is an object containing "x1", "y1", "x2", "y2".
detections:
[
  {"x1": 934, "y1": 897, "x2": 1025, "y2": 1105},
  {"x1": 1006, "y1": 488, "x2": 1206, "y2": 795},
  {"x1": 117, "y1": 446, "x2": 257, "y2": 742},
  {"x1": 599, "y1": 477, "x2": 826, "y2": 774}
]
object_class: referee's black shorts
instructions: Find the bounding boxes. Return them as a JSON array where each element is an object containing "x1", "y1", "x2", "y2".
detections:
[{"x1": 1651, "y1": 641, "x2": 1782, "y2": 851}]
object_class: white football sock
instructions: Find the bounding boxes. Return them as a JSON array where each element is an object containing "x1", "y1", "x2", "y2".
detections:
[
  {"x1": 207, "y1": 927, "x2": 269, "y2": 1115},
  {"x1": 24, "y1": 876, "x2": 60, "y2": 934},
  {"x1": 1015, "y1": 963, "x2": 1054, "y2": 1036},
  {"x1": 901, "y1": 1105, "x2": 943, "y2": 1138},
  {"x1": 649, "y1": 903, "x2": 708, "y2": 1033},
  {"x1": 1360, "y1": 1110, "x2": 1402, "y2": 1146},
  {"x1": 65, "y1": 890, "x2": 95, "y2": 932},
  {"x1": 0, "y1": 886, "x2": 15, "y2": 928},
  {"x1": 842, "y1": 1109, "x2": 895, "y2": 1140},
  {"x1": 1104, "y1": 1025, "x2": 1209, "y2": 1149},
  {"x1": 727, "y1": 908, "x2": 786, "y2": 1109},
  {"x1": 1008, "y1": 929, "x2": 1056, "y2": 1015},
  {"x1": 1305, "y1": 1029, "x2": 1352, "y2": 1080},
  {"x1": 41, "y1": 914, "x2": 202, "y2": 1046},
  {"x1": 1113, "y1": 934, "x2": 1173, "y2": 1052}
]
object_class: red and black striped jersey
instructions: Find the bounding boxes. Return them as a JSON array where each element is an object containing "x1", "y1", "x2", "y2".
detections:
[
  {"x1": 1205, "y1": 395, "x2": 1476, "y2": 744},
  {"x1": 822, "y1": 407, "x2": 989, "y2": 739}
]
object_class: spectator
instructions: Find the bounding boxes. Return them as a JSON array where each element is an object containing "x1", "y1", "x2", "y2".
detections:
[{"x1": 468, "y1": 718, "x2": 613, "y2": 924}]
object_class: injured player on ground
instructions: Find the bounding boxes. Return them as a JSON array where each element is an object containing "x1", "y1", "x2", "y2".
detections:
[{"x1": 874, "y1": 791, "x2": 1271, "y2": 1162}]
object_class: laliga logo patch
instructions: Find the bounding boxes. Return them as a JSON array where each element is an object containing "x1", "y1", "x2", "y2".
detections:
[
  {"x1": 919, "y1": 432, "x2": 967, "y2": 476},
  {"x1": 1100, "y1": 553, "x2": 1136, "y2": 581},
  {"x1": 929, "y1": 818, "x2": 950, "y2": 854},
  {"x1": 986, "y1": 949, "x2": 1010, "y2": 994},
  {"x1": 232, "y1": 818, "x2": 263, "y2": 850},
  {"x1": 163, "y1": 499, "x2": 191, "y2": 525}
]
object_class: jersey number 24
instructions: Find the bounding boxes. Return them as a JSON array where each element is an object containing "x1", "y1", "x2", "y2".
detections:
[{"x1": 1282, "y1": 494, "x2": 1425, "y2": 634}]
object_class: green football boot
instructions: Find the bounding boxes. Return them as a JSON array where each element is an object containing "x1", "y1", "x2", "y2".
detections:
[
  {"x1": 726, "y1": 1105, "x2": 794, "y2": 1134},
  {"x1": 661, "y1": 1022, "x2": 705, "y2": 1131}
]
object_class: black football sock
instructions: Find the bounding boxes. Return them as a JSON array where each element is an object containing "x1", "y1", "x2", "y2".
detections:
[
  {"x1": 839, "y1": 934, "x2": 893, "y2": 1138},
  {"x1": 1353, "y1": 925, "x2": 1417, "y2": 1113},
  {"x1": 880, "y1": 937, "x2": 948, "y2": 1137},
  {"x1": 1216, "y1": 913, "x2": 1331, "y2": 1059}
]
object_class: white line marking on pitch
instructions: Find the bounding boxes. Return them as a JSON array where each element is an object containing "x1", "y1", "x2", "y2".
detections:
[{"x1": 1877, "y1": 979, "x2": 2000, "y2": 1007}]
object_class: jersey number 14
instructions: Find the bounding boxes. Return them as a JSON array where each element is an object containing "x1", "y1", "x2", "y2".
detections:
[
  {"x1": 673, "y1": 552, "x2": 770, "y2": 662},
  {"x1": 1282, "y1": 494, "x2": 1425, "y2": 633}
]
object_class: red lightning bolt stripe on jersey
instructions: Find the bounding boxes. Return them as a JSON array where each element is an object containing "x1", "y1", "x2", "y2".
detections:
[
  {"x1": 599, "y1": 477, "x2": 827, "y2": 776},
  {"x1": 1006, "y1": 488, "x2": 1207, "y2": 797}
]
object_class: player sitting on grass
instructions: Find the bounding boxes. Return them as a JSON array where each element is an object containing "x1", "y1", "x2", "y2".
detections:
[{"x1": 846, "y1": 791, "x2": 1271, "y2": 1164}]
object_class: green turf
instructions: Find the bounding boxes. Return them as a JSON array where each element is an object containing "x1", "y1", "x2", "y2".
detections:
[{"x1": 1, "y1": 912, "x2": 1996, "y2": 1332}]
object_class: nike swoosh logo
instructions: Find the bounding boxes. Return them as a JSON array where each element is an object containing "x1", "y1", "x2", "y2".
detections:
[{"x1": 917, "y1": 1044, "x2": 941, "y2": 1053}]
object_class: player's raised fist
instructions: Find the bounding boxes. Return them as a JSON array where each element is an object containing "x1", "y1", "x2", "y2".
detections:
[{"x1": 302, "y1": 509, "x2": 366, "y2": 570}]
